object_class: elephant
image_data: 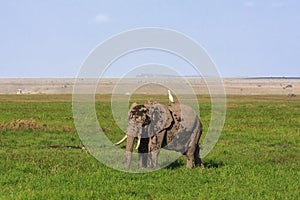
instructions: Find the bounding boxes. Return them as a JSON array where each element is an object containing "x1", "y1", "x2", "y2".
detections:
[{"x1": 115, "y1": 101, "x2": 203, "y2": 169}]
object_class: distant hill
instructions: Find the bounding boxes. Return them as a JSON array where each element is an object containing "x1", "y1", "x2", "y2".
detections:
[{"x1": 243, "y1": 77, "x2": 300, "y2": 80}]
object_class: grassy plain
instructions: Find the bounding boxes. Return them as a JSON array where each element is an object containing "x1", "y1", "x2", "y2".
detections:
[{"x1": 0, "y1": 94, "x2": 299, "y2": 199}]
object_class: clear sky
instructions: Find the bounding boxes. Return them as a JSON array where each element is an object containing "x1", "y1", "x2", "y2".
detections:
[{"x1": 1, "y1": 0, "x2": 299, "y2": 78}]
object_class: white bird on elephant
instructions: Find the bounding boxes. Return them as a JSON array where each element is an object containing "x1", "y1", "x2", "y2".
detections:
[{"x1": 168, "y1": 89, "x2": 174, "y2": 104}]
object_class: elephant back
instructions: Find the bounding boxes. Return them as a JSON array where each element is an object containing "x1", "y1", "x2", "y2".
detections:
[
  {"x1": 147, "y1": 103, "x2": 173, "y2": 136},
  {"x1": 168, "y1": 103, "x2": 198, "y2": 132}
]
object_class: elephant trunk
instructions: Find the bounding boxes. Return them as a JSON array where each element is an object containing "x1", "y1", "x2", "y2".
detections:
[{"x1": 125, "y1": 135, "x2": 135, "y2": 170}]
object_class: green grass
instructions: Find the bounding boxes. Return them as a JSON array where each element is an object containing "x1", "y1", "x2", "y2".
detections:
[{"x1": 0, "y1": 94, "x2": 299, "y2": 199}]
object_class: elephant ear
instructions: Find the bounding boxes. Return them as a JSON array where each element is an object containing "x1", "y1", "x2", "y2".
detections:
[
  {"x1": 148, "y1": 104, "x2": 173, "y2": 136},
  {"x1": 128, "y1": 102, "x2": 138, "y2": 116}
]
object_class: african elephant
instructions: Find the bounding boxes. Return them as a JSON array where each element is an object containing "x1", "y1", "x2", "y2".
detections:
[{"x1": 115, "y1": 101, "x2": 203, "y2": 169}]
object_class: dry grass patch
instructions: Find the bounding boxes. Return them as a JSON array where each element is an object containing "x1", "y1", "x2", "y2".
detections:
[
  {"x1": 227, "y1": 104, "x2": 238, "y2": 109},
  {"x1": 8, "y1": 119, "x2": 44, "y2": 130}
]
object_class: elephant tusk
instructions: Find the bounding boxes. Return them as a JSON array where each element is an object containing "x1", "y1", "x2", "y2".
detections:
[
  {"x1": 135, "y1": 136, "x2": 141, "y2": 150},
  {"x1": 115, "y1": 135, "x2": 128, "y2": 145}
]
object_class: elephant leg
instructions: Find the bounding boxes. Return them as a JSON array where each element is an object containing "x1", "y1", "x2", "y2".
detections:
[
  {"x1": 194, "y1": 144, "x2": 203, "y2": 168},
  {"x1": 185, "y1": 146, "x2": 195, "y2": 168},
  {"x1": 149, "y1": 149, "x2": 160, "y2": 168},
  {"x1": 125, "y1": 136, "x2": 135, "y2": 170},
  {"x1": 138, "y1": 153, "x2": 148, "y2": 168},
  {"x1": 138, "y1": 138, "x2": 149, "y2": 168},
  {"x1": 194, "y1": 121, "x2": 204, "y2": 168},
  {"x1": 148, "y1": 133, "x2": 164, "y2": 168},
  {"x1": 188, "y1": 120, "x2": 203, "y2": 168}
]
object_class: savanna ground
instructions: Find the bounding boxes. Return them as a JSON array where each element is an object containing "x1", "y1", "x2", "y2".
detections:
[{"x1": 0, "y1": 94, "x2": 299, "y2": 199}]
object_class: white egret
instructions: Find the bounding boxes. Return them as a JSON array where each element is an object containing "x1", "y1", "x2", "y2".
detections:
[{"x1": 168, "y1": 89, "x2": 174, "y2": 104}]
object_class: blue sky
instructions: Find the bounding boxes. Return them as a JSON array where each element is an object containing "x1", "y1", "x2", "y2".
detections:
[{"x1": 0, "y1": 0, "x2": 299, "y2": 78}]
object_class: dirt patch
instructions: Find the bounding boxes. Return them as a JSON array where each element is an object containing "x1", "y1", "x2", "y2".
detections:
[
  {"x1": 0, "y1": 123, "x2": 6, "y2": 130},
  {"x1": 48, "y1": 145, "x2": 85, "y2": 150},
  {"x1": 9, "y1": 119, "x2": 43, "y2": 130},
  {"x1": 246, "y1": 104, "x2": 256, "y2": 109},
  {"x1": 0, "y1": 119, "x2": 47, "y2": 131},
  {"x1": 276, "y1": 104, "x2": 288, "y2": 109},
  {"x1": 62, "y1": 125, "x2": 74, "y2": 132},
  {"x1": 0, "y1": 119, "x2": 75, "y2": 132},
  {"x1": 227, "y1": 104, "x2": 238, "y2": 109}
]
